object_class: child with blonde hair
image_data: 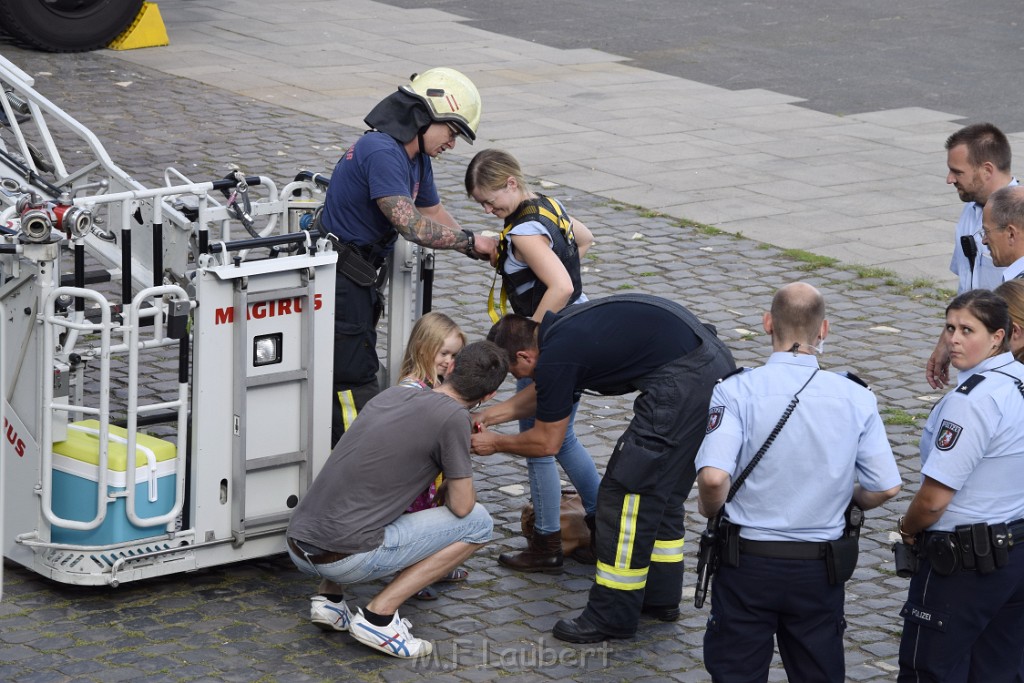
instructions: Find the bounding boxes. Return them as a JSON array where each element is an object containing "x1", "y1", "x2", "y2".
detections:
[
  {"x1": 399, "y1": 312, "x2": 470, "y2": 598},
  {"x1": 398, "y1": 312, "x2": 467, "y2": 390}
]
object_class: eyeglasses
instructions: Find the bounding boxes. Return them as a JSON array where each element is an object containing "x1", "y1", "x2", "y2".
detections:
[
  {"x1": 445, "y1": 122, "x2": 461, "y2": 141},
  {"x1": 975, "y1": 225, "x2": 1006, "y2": 240}
]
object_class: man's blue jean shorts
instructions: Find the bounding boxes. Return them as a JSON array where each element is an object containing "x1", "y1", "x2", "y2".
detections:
[{"x1": 288, "y1": 503, "x2": 493, "y2": 585}]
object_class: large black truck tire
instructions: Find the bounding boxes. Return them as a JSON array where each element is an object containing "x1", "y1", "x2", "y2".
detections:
[{"x1": 0, "y1": 0, "x2": 145, "y2": 53}]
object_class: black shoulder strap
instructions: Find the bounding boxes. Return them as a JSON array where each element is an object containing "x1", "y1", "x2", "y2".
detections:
[
  {"x1": 726, "y1": 368, "x2": 818, "y2": 503},
  {"x1": 718, "y1": 367, "x2": 746, "y2": 383}
]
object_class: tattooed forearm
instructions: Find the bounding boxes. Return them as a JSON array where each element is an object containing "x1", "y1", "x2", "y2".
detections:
[{"x1": 378, "y1": 195, "x2": 473, "y2": 255}]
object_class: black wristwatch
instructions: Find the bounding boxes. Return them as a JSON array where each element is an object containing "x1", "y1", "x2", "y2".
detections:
[{"x1": 462, "y1": 228, "x2": 476, "y2": 253}]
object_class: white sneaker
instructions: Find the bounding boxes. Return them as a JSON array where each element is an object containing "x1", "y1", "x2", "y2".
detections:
[
  {"x1": 310, "y1": 595, "x2": 352, "y2": 632},
  {"x1": 350, "y1": 608, "x2": 433, "y2": 658}
]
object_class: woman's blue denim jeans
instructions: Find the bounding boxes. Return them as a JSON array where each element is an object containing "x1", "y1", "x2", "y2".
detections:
[{"x1": 517, "y1": 377, "x2": 600, "y2": 534}]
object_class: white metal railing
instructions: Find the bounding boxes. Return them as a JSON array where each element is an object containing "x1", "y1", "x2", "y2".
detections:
[
  {"x1": 123, "y1": 285, "x2": 190, "y2": 528},
  {"x1": 40, "y1": 287, "x2": 112, "y2": 531}
]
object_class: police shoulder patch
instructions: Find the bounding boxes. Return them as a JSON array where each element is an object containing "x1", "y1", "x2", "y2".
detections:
[
  {"x1": 955, "y1": 374, "x2": 986, "y2": 395},
  {"x1": 935, "y1": 419, "x2": 964, "y2": 451},
  {"x1": 706, "y1": 406, "x2": 726, "y2": 434}
]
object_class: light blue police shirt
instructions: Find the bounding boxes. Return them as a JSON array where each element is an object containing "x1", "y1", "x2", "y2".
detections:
[
  {"x1": 920, "y1": 352, "x2": 1024, "y2": 530},
  {"x1": 695, "y1": 352, "x2": 901, "y2": 542}
]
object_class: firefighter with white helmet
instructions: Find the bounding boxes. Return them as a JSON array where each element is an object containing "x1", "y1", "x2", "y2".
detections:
[
  {"x1": 319, "y1": 68, "x2": 497, "y2": 447},
  {"x1": 402, "y1": 67, "x2": 482, "y2": 144}
]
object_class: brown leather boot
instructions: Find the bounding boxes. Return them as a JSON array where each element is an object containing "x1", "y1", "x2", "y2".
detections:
[{"x1": 498, "y1": 530, "x2": 564, "y2": 573}]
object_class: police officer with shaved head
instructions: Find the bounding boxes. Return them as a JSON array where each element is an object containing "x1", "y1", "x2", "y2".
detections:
[
  {"x1": 696, "y1": 282, "x2": 901, "y2": 682},
  {"x1": 981, "y1": 185, "x2": 1024, "y2": 282}
]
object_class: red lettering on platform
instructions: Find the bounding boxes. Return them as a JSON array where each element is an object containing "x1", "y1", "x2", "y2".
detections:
[
  {"x1": 213, "y1": 293, "x2": 323, "y2": 325},
  {"x1": 215, "y1": 307, "x2": 235, "y2": 325},
  {"x1": 3, "y1": 417, "x2": 26, "y2": 457}
]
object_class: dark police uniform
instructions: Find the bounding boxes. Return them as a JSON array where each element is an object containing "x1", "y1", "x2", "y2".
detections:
[
  {"x1": 696, "y1": 352, "x2": 900, "y2": 682},
  {"x1": 899, "y1": 352, "x2": 1024, "y2": 682},
  {"x1": 536, "y1": 294, "x2": 736, "y2": 638}
]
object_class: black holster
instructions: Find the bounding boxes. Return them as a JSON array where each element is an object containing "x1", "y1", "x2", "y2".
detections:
[
  {"x1": 826, "y1": 536, "x2": 859, "y2": 585},
  {"x1": 335, "y1": 241, "x2": 379, "y2": 287},
  {"x1": 926, "y1": 522, "x2": 1012, "y2": 576},
  {"x1": 893, "y1": 541, "x2": 919, "y2": 578},
  {"x1": 925, "y1": 532, "x2": 961, "y2": 576},
  {"x1": 826, "y1": 502, "x2": 863, "y2": 585},
  {"x1": 720, "y1": 518, "x2": 740, "y2": 568}
]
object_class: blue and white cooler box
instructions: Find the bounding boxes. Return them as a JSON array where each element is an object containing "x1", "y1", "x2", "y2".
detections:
[{"x1": 50, "y1": 420, "x2": 177, "y2": 545}]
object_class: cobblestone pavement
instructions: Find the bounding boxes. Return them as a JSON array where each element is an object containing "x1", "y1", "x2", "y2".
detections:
[{"x1": 0, "y1": 44, "x2": 952, "y2": 682}]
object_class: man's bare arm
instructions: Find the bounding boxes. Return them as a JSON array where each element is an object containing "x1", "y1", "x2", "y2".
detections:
[
  {"x1": 377, "y1": 195, "x2": 479, "y2": 257},
  {"x1": 926, "y1": 332, "x2": 951, "y2": 389},
  {"x1": 444, "y1": 477, "x2": 477, "y2": 518},
  {"x1": 475, "y1": 382, "x2": 538, "y2": 427},
  {"x1": 471, "y1": 417, "x2": 568, "y2": 458},
  {"x1": 697, "y1": 466, "x2": 731, "y2": 518}
]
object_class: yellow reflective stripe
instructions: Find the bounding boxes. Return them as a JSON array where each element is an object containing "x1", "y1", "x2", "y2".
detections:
[
  {"x1": 488, "y1": 219, "x2": 517, "y2": 322},
  {"x1": 615, "y1": 494, "x2": 641, "y2": 568},
  {"x1": 595, "y1": 560, "x2": 648, "y2": 590},
  {"x1": 336, "y1": 390, "x2": 359, "y2": 431},
  {"x1": 651, "y1": 538, "x2": 684, "y2": 563}
]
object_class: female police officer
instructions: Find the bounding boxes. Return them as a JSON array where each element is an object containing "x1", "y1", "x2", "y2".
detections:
[{"x1": 897, "y1": 289, "x2": 1024, "y2": 681}]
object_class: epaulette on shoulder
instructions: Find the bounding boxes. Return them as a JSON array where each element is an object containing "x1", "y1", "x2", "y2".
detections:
[
  {"x1": 841, "y1": 371, "x2": 868, "y2": 388},
  {"x1": 716, "y1": 367, "x2": 747, "y2": 384},
  {"x1": 955, "y1": 374, "x2": 987, "y2": 395}
]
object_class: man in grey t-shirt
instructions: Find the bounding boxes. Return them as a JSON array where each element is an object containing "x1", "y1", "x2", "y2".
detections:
[{"x1": 287, "y1": 341, "x2": 507, "y2": 659}]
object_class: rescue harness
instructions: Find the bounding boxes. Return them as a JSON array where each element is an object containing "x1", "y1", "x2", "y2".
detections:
[{"x1": 488, "y1": 194, "x2": 583, "y2": 322}]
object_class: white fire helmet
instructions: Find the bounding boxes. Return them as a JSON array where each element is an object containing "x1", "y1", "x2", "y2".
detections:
[{"x1": 401, "y1": 67, "x2": 481, "y2": 143}]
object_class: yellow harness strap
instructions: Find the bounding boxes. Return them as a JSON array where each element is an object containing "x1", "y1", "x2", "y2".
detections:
[{"x1": 487, "y1": 268, "x2": 508, "y2": 323}]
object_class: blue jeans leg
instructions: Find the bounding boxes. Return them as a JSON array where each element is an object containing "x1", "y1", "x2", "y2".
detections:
[
  {"x1": 518, "y1": 379, "x2": 600, "y2": 534},
  {"x1": 555, "y1": 402, "x2": 600, "y2": 516}
]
